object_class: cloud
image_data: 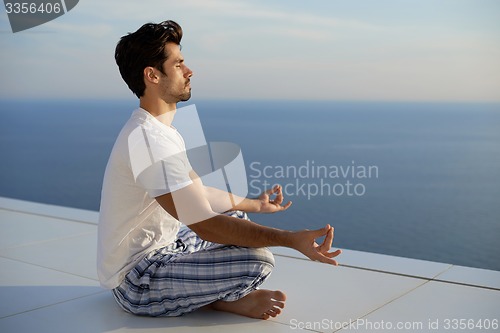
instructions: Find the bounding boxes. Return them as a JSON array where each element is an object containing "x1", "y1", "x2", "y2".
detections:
[{"x1": 1, "y1": 0, "x2": 499, "y2": 101}]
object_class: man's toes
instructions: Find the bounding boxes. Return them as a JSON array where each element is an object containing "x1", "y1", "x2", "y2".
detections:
[
  {"x1": 266, "y1": 309, "x2": 279, "y2": 318},
  {"x1": 272, "y1": 306, "x2": 282, "y2": 315},
  {"x1": 266, "y1": 306, "x2": 282, "y2": 317},
  {"x1": 272, "y1": 300, "x2": 285, "y2": 309},
  {"x1": 272, "y1": 290, "x2": 287, "y2": 302}
]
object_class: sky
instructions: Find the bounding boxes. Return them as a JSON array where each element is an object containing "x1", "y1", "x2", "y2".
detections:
[{"x1": 0, "y1": 0, "x2": 499, "y2": 102}]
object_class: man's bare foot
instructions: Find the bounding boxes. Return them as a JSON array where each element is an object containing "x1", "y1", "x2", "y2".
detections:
[{"x1": 211, "y1": 289, "x2": 287, "y2": 320}]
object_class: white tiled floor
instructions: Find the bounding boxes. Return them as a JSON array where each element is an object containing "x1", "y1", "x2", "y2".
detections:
[
  {"x1": 0, "y1": 291, "x2": 306, "y2": 333},
  {"x1": 0, "y1": 257, "x2": 101, "y2": 318},
  {"x1": 0, "y1": 232, "x2": 99, "y2": 280},
  {"x1": 263, "y1": 256, "x2": 427, "y2": 330},
  {"x1": 0, "y1": 197, "x2": 99, "y2": 225},
  {"x1": 0, "y1": 197, "x2": 499, "y2": 333},
  {"x1": 355, "y1": 281, "x2": 500, "y2": 333},
  {"x1": 0, "y1": 210, "x2": 96, "y2": 250},
  {"x1": 272, "y1": 246, "x2": 452, "y2": 279},
  {"x1": 435, "y1": 265, "x2": 500, "y2": 290}
]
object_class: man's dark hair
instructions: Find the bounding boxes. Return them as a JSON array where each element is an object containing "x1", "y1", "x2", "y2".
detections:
[{"x1": 115, "y1": 20, "x2": 183, "y2": 98}]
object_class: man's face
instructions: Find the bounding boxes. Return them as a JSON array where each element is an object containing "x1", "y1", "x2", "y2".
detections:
[{"x1": 158, "y1": 42, "x2": 193, "y2": 103}]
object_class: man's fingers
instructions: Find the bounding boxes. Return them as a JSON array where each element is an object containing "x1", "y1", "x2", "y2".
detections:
[
  {"x1": 310, "y1": 224, "x2": 330, "y2": 239},
  {"x1": 323, "y1": 249, "x2": 342, "y2": 258},
  {"x1": 264, "y1": 185, "x2": 282, "y2": 204},
  {"x1": 304, "y1": 245, "x2": 340, "y2": 266},
  {"x1": 281, "y1": 201, "x2": 292, "y2": 210},
  {"x1": 275, "y1": 185, "x2": 284, "y2": 204},
  {"x1": 266, "y1": 185, "x2": 283, "y2": 205},
  {"x1": 313, "y1": 252, "x2": 339, "y2": 266},
  {"x1": 318, "y1": 227, "x2": 333, "y2": 253},
  {"x1": 265, "y1": 185, "x2": 279, "y2": 195},
  {"x1": 300, "y1": 225, "x2": 341, "y2": 266},
  {"x1": 265, "y1": 185, "x2": 292, "y2": 211}
]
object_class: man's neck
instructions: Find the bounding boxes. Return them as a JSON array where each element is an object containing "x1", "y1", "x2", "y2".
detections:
[{"x1": 139, "y1": 97, "x2": 177, "y2": 126}]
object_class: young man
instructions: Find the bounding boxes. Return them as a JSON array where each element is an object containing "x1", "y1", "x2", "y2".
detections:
[{"x1": 97, "y1": 20, "x2": 341, "y2": 320}]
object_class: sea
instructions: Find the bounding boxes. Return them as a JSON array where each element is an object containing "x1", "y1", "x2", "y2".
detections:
[{"x1": 1, "y1": 99, "x2": 499, "y2": 271}]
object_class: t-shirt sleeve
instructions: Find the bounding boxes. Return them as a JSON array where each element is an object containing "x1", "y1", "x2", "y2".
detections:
[
  {"x1": 137, "y1": 154, "x2": 193, "y2": 198},
  {"x1": 128, "y1": 125, "x2": 193, "y2": 198}
]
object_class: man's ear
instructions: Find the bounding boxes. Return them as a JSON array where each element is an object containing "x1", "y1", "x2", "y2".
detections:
[{"x1": 144, "y1": 67, "x2": 159, "y2": 84}]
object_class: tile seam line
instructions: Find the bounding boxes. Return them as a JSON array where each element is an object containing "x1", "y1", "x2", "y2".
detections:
[
  {"x1": 0, "y1": 207, "x2": 98, "y2": 226},
  {"x1": 0, "y1": 290, "x2": 107, "y2": 320},
  {"x1": 334, "y1": 264, "x2": 456, "y2": 331},
  {"x1": 274, "y1": 254, "x2": 500, "y2": 292},
  {"x1": 274, "y1": 253, "x2": 432, "y2": 280},
  {"x1": 0, "y1": 230, "x2": 97, "y2": 252},
  {"x1": 333, "y1": 279, "x2": 432, "y2": 333},
  {"x1": 425, "y1": 264, "x2": 498, "y2": 290},
  {"x1": 268, "y1": 318, "x2": 323, "y2": 333},
  {"x1": 431, "y1": 278, "x2": 500, "y2": 292},
  {"x1": 0, "y1": 254, "x2": 100, "y2": 282},
  {"x1": 338, "y1": 264, "x2": 455, "y2": 331}
]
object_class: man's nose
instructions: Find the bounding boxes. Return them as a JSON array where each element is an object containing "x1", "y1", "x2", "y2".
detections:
[{"x1": 185, "y1": 66, "x2": 193, "y2": 78}]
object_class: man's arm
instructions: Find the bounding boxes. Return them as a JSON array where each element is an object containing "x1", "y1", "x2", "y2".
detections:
[
  {"x1": 155, "y1": 176, "x2": 341, "y2": 265},
  {"x1": 204, "y1": 184, "x2": 292, "y2": 213},
  {"x1": 191, "y1": 170, "x2": 292, "y2": 214}
]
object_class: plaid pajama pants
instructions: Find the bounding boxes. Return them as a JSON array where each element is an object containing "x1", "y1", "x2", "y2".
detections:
[{"x1": 111, "y1": 211, "x2": 275, "y2": 317}]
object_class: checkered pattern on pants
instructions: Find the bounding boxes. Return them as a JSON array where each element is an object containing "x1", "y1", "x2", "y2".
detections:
[{"x1": 111, "y1": 211, "x2": 275, "y2": 317}]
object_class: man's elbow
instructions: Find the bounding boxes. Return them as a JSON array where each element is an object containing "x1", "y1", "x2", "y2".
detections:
[
  {"x1": 156, "y1": 185, "x2": 218, "y2": 226},
  {"x1": 187, "y1": 217, "x2": 219, "y2": 243}
]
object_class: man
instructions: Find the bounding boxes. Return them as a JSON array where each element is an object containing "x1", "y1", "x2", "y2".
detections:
[{"x1": 97, "y1": 20, "x2": 341, "y2": 320}]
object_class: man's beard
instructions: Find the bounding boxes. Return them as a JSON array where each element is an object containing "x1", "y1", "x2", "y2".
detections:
[
  {"x1": 179, "y1": 80, "x2": 192, "y2": 102},
  {"x1": 158, "y1": 73, "x2": 192, "y2": 103},
  {"x1": 178, "y1": 90, "x2": 191, "y2": 102},
  {"x1": 160, "y1": 85, "x2": 192, "y2": 103}
]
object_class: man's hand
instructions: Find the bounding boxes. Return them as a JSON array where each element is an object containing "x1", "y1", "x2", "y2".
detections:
[
  {"x1": 290, "y1": 225, "x2": 342, "y2": 265},
  {"x1": 258, "y1": 185, "x2": 292, "y2": 213}
]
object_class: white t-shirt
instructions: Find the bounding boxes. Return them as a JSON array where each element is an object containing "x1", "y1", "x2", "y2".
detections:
[{"x1": 97, "y1": 108, "x2": 193, "y2": 289}]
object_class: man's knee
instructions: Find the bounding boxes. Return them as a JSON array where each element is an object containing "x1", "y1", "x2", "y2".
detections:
[{"x1": 244, "y1": 247, "x2": 275, "y2": 274}]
